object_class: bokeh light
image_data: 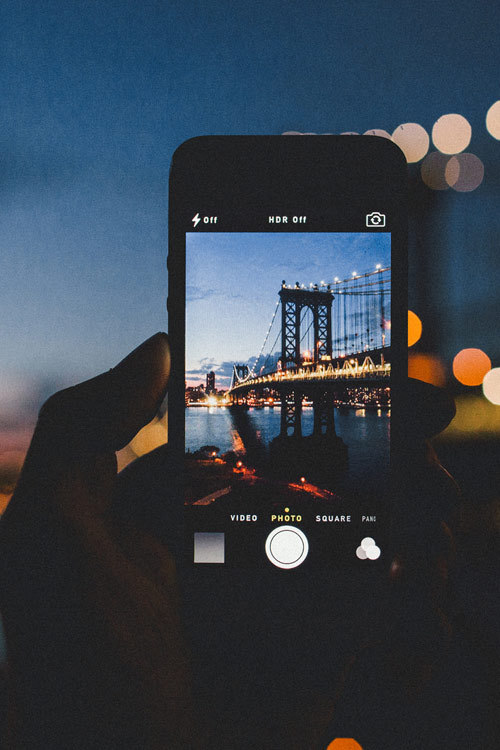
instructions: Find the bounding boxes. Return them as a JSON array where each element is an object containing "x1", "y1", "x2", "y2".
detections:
[
  {"x1": 440, "y1": 395, "x2": 500, "y2": 438},
  {"x1": 391, "y1": 123, "x2": 429, "y2": 163},
  {"x1": 432, "y1": 113, "x2": 471, "y2": 154},
  {"x1": 420, "y1": 151, "x2": 450, "y2": 190},
  {"x1": 408, "y1": 353, "x2": 446, "y2": 386},
  {"x1": 408, "y1": 310, "x2": 422, "y2": 347},
  {"x1": 452, "y1": 348, "x2": 491, "y2": 386},
  {"x1": 485, "y1": 100, "x2": 500, "y2": 140},
  {"x1": 326, "y1": 739, "x2": 363, "y2": 750},
  {"x1": 445, "y1": 153, "x2": 484, "y2": 192},
  {"x1": 363, "y1": 129, "x2": 392, "y2": 139},
  {"x1": 482, "y1": 367, "x2": 500, "y2": 405}
]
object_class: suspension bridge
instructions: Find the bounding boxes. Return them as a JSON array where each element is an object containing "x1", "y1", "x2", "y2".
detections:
[{"x1": 227, "y1": 267, "x2": 390, "y2": 443}]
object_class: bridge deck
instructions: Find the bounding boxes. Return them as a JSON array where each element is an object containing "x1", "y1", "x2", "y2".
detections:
[{"x1": 229, "y1": 359, "x2": 390, "y2": 394}]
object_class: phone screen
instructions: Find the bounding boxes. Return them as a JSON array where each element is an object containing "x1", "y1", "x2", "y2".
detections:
[{"x1": 184, "y1": 228, "x2": 392, "y2": 569}]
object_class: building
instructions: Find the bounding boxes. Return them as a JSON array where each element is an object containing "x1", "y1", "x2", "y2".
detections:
[{"x1": 206, "y1": 370, "x2": 215, "y2": 394}]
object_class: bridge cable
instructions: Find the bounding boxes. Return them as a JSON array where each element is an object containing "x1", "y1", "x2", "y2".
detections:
[
  {"x1": 261, "y1": 327, "x2": 283, "y2": 373},
  {"x1": 250, "y1": 298, "x2": 280, "y2": 376}
]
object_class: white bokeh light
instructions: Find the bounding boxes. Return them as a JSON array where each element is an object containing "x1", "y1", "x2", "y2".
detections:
[
  {"x1": 364, "y1": 129, "x2": 392, "y2": 139},
  {"x1": 391, "y1": 123, "x2": 429, "y2": 162},
  {"x1": 485, "y1": 100, "x2": 500, "y2": 140},
  {"x1": 356, "y1": 546, "x2": 367, "y2": 560},
  {"x1": 445, "y1": 153, "x2": 484, "y2": 192},
  {"x1": 432, "y1": 114, "x2": 471, "y2": 154},
  {"x1": 420, "y1": 151, "x2": 450, "y2": 190},
  {"x1": 483, "y1": 367, "x2": 500, "y2": 405}
]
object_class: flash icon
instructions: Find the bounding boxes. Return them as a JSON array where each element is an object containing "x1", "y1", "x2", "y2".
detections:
[{"x1": 192, "y1": 213, "x2": 201, "y2": 228}]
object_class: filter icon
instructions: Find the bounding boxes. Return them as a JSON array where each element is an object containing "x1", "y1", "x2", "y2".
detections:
[{"x1": 356, "y1": 536, "x2": 381, "y2": 560}]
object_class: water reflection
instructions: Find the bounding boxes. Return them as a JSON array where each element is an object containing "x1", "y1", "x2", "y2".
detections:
[{"x1": 186, "y1": 405, "x2": 389, "y2": 494}]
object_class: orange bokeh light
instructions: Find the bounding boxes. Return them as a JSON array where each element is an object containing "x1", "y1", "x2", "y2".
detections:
[
  {"x1": 408, "y1": 310, "x2": 422, "y2": 347},
  {"x1": 408, "y1": 353, "x2": 446, "y2": 387},
  {"x1": 452, "y1": 348, "x2": 491, "y2": 386},
  {"x1": 326, "y1": 740, "x2": 363, "y2": 750}
]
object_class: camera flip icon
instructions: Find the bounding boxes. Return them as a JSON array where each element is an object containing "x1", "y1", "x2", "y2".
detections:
[{"x1": 366, "y1": 211, "x2": 386, "y2": 227}]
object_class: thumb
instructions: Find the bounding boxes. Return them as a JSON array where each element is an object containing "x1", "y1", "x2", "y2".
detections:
[
  {"x1": 27, "y1": 332, "x2": 169, "y2": 463},
  {"x1": 5, "y1": 333, "x2": 170, "y2": 520}
]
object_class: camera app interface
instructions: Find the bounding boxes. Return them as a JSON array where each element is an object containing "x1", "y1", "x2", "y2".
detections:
[{"x1": 185, "y1": 232, "x2": 391, "y2": 569}]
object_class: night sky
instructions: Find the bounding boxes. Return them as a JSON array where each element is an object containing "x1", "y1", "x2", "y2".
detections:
[{"x1": 1, "y1": 0, "x2": 500, "y2": 457}]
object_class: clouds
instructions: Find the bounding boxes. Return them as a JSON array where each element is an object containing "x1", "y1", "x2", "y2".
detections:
[
  {"x1": 186, "y1": 358, "x2": 234, "y2": 385},
  {"x1": 186, "y1": 285, "x2": 244, "y2": 303},
  {"x1": 186, "y1": 355, "x2": 262, "y2": 387},
  {"x1": 186, "y1": 285, "x2": 218, "y2": 302}
]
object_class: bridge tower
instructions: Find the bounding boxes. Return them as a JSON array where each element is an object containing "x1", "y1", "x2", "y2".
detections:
[
  {"x1": 278, "y1": 284, "x2": 336, "y2": 438},
  {"x1": 279, "y1": 284, "x2": 333, "y2": 369},
  {"x1": 229, "y1": 364, "x2": 250, "y2": 404},
  {"x1": 231, "y1": 364, "x2": 249, "y2": 388}
]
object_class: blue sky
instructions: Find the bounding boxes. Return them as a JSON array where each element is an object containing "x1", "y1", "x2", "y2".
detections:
[
  {"x1": 1, "y1": 0, "x2": 500, "y2": 436},
  {"x1": 186, "y1": 232, "x2": 390, "y2": 385}
]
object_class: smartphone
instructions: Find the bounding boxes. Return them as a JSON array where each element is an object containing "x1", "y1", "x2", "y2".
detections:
[{"x1": 168, "y1": 136, "x2": 407, "y2": 572}]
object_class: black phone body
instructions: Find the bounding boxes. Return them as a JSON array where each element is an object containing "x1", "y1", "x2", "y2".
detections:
[{"x1": 168, "y1": 136, "x2": 407, "y2": 574}]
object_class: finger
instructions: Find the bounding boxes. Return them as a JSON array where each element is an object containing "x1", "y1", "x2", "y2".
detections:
[
  {"x1": 5, "y1": 333, "x2": 169, "y2": 524},
  {"x1": 112, "y1": 444, "x2": 183, "y2": 556},
  {"x1": 25, "y1": 333, "x2": 170, "y2": 471},
  {"x1": 405, "y1": 378, "x2": 456, "y2": 439}
]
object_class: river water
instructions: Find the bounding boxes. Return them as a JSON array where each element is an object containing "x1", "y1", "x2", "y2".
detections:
[{"x1": 186, "y1": 405, "x2": 390, "y2": 494}]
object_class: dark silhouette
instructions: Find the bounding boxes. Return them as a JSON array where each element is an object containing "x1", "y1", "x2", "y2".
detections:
[{"x1": 0, "y1": 334, "x2": 492, "y2": 749}]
